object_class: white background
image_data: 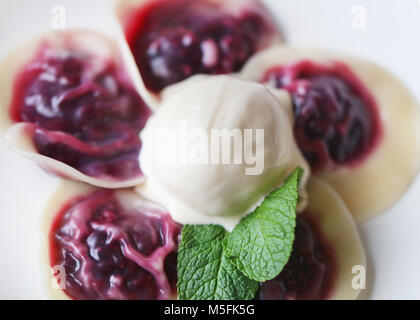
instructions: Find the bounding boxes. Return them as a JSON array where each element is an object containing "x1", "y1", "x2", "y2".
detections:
[{"x1": 0, "y1": 0, "x2": 419, "y2": 299}]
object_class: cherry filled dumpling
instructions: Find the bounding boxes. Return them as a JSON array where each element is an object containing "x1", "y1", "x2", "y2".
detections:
[
  {"x1": 259, "y1": 177, "x2": 366, "y2": 300},
  {"x1": 241, "y1": 47, "x2": 420, "y2": 220},
  {"x1": 0, "y1": 30, "x2": 151, "y2": 188},
  {"x1": 115, "y1": 0, "x2": 283, "y2": 105},
  {"x1": 44, "y1": 181, "x2": 181, "y2": 300}
]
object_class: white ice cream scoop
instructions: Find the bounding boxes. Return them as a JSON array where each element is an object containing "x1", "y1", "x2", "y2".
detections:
[{"x1": 137, "y1": 75, "x2": 309, "y2": 231}]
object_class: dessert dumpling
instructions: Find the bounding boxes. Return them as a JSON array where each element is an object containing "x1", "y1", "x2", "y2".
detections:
[
  {"x1": 259, "y1": 177, "x2": 366, "y2": 300},
  {"x1": 115, "y1": 0, "x2": 283, "y2": 106},
  {"x1": 0, "y1": 30, "x2": 151, "y2": 188},
  {"x1": 44, "y1": 181, "x2": 180, "y2": 300},
  {"x1": 241, "y1": 47, "x2": 420, "y2": 220}
]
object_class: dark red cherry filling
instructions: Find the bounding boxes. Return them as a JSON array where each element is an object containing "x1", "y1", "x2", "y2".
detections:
[
  {"x1": 50, "y1": 192, "x2": 335, "y2": 300},
  {"x1": 125, "y1": 0, "x2": 277, "y2": 92},
  {"x1": 49, "y1": 189, "x2": 181, "y2": 300},
  {"x1": 263, "y1": 61, "x2": 381, "y2": 169},
  {"x1": 10, "y1": 46, "x2": 151, "y2": 181},
  {"x1": 258, "y1": 213, "x2": 336, "y2": 300}
]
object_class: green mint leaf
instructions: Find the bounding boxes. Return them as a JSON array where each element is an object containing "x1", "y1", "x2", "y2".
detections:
[
  {"x1": 177, "y1": 224, "x2": 258, "y2": 300},
  {"x1": 225, "y1": 167, "x2": 303, "y2": 282}
]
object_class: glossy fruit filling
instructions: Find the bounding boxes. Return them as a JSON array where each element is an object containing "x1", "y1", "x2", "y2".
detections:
[
  {"x1": 125, "y1": 0, "x2": 276, "y2": 92},
  {"x1": 49, "y1": 189, "x2": 181, "y2": 300},
  {"x1": 263, "y1": 61, "x2": 381, "y2": 169},
  {"x1": 10, "y1": 45, "x2": 151, "y2": 181},
  {"x1": 50, "y1": 190, "x2": 336, "y2": 300},
  {"x1": 258, "y1": 213, "x2": 336, "y2": 300}
]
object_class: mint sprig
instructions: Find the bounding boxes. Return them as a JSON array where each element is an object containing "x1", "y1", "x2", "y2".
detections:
[
  {"x1": 177, "y1": 168, "x2": 303, "y2": 300},
  {"x1": 177, "y1": 225, "x2": 258, "y2": 300}
]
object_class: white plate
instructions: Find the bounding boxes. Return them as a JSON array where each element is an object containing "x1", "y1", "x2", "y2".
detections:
[{"x1": 0, "y1": 0, "x2": 419, "y2": 299}]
